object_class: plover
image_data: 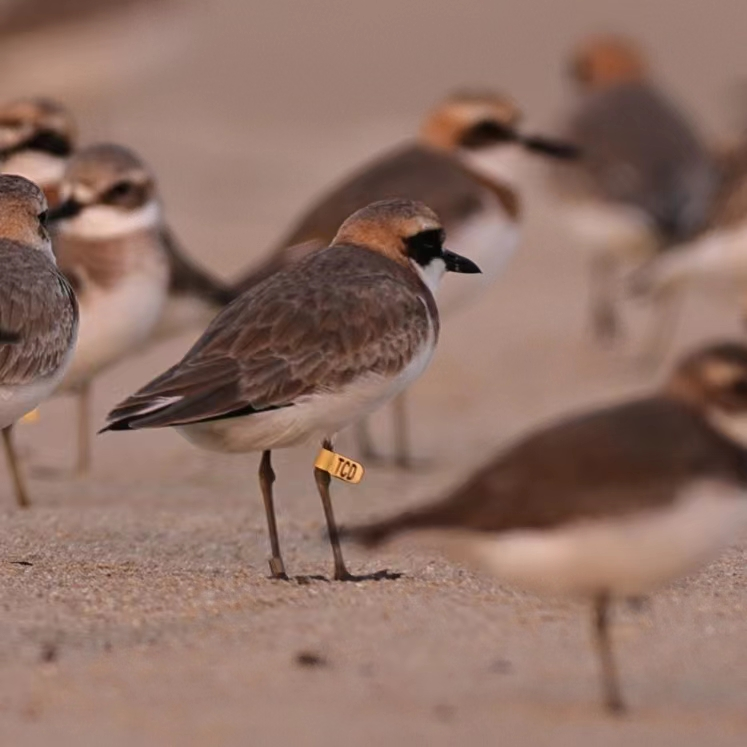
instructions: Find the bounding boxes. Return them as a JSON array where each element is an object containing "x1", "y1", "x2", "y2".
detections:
[
  {"x1": 46, "y1": 143, "x2": 170, "y2": 474},
  {"x1": 342, "y1": 342, "x2": 747, "y2": 712},
  {"x1": 102, "y1": 199, "x2": 481, "y2": 581},
  {"x1": 46, "y1": 143, "x2": 235, "y2": 474},
  {"x1": 0, "y1": 175, "x2": 78, "y2": 507},
  {"x1": 550, "y1": 35, "x2": 719, "y2": 351},
  {"x1": 0, "y1": 97, "x2": 76, "y2": 207},
  {"x1": 234, "y1": 91, "x2": 576, "y2": 465}
]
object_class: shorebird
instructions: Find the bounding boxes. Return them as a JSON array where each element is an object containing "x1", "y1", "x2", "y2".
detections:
[
  {"x1": 342, "y1": 342, "x2": 747, "y2": 712},
  {"x1": 234, "y1": 90, "x2": 576, "y2": 465},
  {"x1": 550, "y1": 35, "x2": 719, "y2": 354},
  {"x1": 0, "y1": 97, "x2": 76, "y2": 207},
  {"x1": 0, "y1": 175, "x2": 78, "y2": 507},
  {"x1": 0, "y1": 98, "x2": 235, "y2": 340},
  {"x1": 45, "y1": 142, "x2": 236, "y2": 475},
  {"x1": 102, "y1": 199, "x2": 481, "y2": 581},
  {"x1": 46, "y1": 143, "x2": 170, "y2": 474}
]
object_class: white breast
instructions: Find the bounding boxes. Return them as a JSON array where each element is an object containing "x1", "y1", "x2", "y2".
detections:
[
  {"x1": 436, "y1": 201, "x2": 520, "y2": 317},
  {"x1": 179, "y1": 317, "x2": 438, "y2": 454},
  {"x1": 456, "y1": 480, "x2": 747, "y2": 598},
  {"x1": 58, "y1": 261, "x2": 169, "y2": 392}
]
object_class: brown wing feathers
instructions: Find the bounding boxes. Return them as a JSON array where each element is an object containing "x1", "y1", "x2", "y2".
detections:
[
  {"x1": 0, "y1": 241, "x2": 78, "y2": 386},
  {"x1": 103, "y1": 246, "x2": 432, "y2": 431}
]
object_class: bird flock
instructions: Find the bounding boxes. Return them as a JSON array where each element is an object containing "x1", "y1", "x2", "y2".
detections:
[{"x1": 1, "y1": 33, "x2": 747, "y2": 715}]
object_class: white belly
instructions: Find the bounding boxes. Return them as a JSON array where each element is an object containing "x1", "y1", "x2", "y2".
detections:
[
  {"x1": 59, "y1": 269, "x2": 168, "y2": 391},
  {"x1": 179, "y1": 332, "x2": 436, "y2": 453},
  {"x1": 458, "y1": 481, "x2": 747, "y2": 597},
  {"x1": 437, "y1": 206, "x2": 520, "y2": 317},
  {"x1": 0, "y1": 375, "x2": 64, "y2": 429},
  {"x1": 0, "y1": 331, "x2": 77, "y2": 428},
  {"x1": 562, "y1": 202, "x2": 659, "y2": 262}
]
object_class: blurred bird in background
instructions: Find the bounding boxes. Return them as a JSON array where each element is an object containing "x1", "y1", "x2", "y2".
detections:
[
  {"x1": 549, "y1": 34, "x2": 720, "y2": 362},
  {"x1": 343, "y1": 341, "x2": 747, "y2": 712},
  {"x1": 47, "y1": 142, "x2": 234, "y2": 475},
  {"x1": 0, "y1": 97, "x2": 76, "y2": 206}
]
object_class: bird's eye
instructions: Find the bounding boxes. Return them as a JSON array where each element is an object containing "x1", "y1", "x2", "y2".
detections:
[
  {"x1": 459, "y1": 120, "x2": 516, "y2": 149},
  {"x1": 104, "y1": 181, "x2": 134, "y2": 202},
  {"x1": 406, "y1": 228, "x2": 445, "y2": 265},
  {"x1": 38, "y1": 210, "x2": 48, "y2": 226}
]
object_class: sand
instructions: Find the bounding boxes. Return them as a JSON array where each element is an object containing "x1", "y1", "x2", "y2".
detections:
[{"x1": 0, "y1": 1, "x2": 746, "y2": 744}]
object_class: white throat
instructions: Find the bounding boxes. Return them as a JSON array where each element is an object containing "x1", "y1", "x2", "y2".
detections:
[
  {"x1": 461, "y1": 144, "x2": 528, "y2": 191},
  {"x1": 412, "y1": 257, "x2": 446, "y2": 296},
  {"x1": 2, "y1": 150, "x2": 67, "y2": 187},
  {"x1": 56, "y1": 199, "x2": 162, "y2": 240},
  {"x1": 708, "y1": 409, "x2": 747, "y2": 449}
]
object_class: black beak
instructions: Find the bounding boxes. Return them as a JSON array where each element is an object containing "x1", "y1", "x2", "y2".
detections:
[
  {"x1": 47, "y1": 199, "x2": 84, "y2": 222},
  {"x1": 520, "y1": 135, "x2": 581, "y2": 160},
  {"x1": 443, "y1": 249, "x2": 481, "y2": 274}
]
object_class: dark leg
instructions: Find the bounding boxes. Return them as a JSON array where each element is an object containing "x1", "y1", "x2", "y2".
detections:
[
  {"x1": 392, "y1": 392, "x2": 411, "y2": 469},
  {"x1": 593, "y1": 593, "x2": 626, "y2": 714},
  {"x1": 590, "y1": 255, "x2": 621, "y2": 344},
  {"x1": 314, "y1": 439, "x2": 353, "y2": 581},
  {"x1": 76, "y1": 380, "x2": 92, "y2": 476},
  {"x1": 2, "y1": 425, "x2": 30, "y2": 508},
  {"x1": 258, "y1": 450, "x2": 288, "y2": 580}
]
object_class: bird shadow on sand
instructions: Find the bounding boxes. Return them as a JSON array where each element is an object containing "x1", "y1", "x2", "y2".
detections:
[{"x1": 271, "y1": 569, "x2": 403, "y2": 584}]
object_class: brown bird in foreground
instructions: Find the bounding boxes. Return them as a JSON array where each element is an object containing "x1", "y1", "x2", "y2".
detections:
[
  {"x1": 343, "y1": 342, "x2": 747, "y2": 712},
  {"x1": 102, "y1": 199, "x2": 481, "y2": 582},
  {"x1": 233, "y1": 90, "x2": 576, "y2": 467}
]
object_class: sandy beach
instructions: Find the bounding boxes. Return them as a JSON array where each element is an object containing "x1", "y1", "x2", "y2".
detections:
[{"x1": 0, "y1": 1, "x2": 746, "y2": 744}]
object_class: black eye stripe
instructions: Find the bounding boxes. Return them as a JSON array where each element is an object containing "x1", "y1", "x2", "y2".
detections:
[
  {"x1": 22, "y1": 130, "x2": 72, "y2": 157},
  {"x1": 105, "y1": 181, "x2": 134, "y2": 199},
  {"x1": 101, "y1": 180, "x2": 149, "y2": 208},
  {"x1": 406, "y1": 228, "x2": 445, "y2": 266},
  {"x1": 459, "y1": 120, "x2": 517, "y2": 149}
]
